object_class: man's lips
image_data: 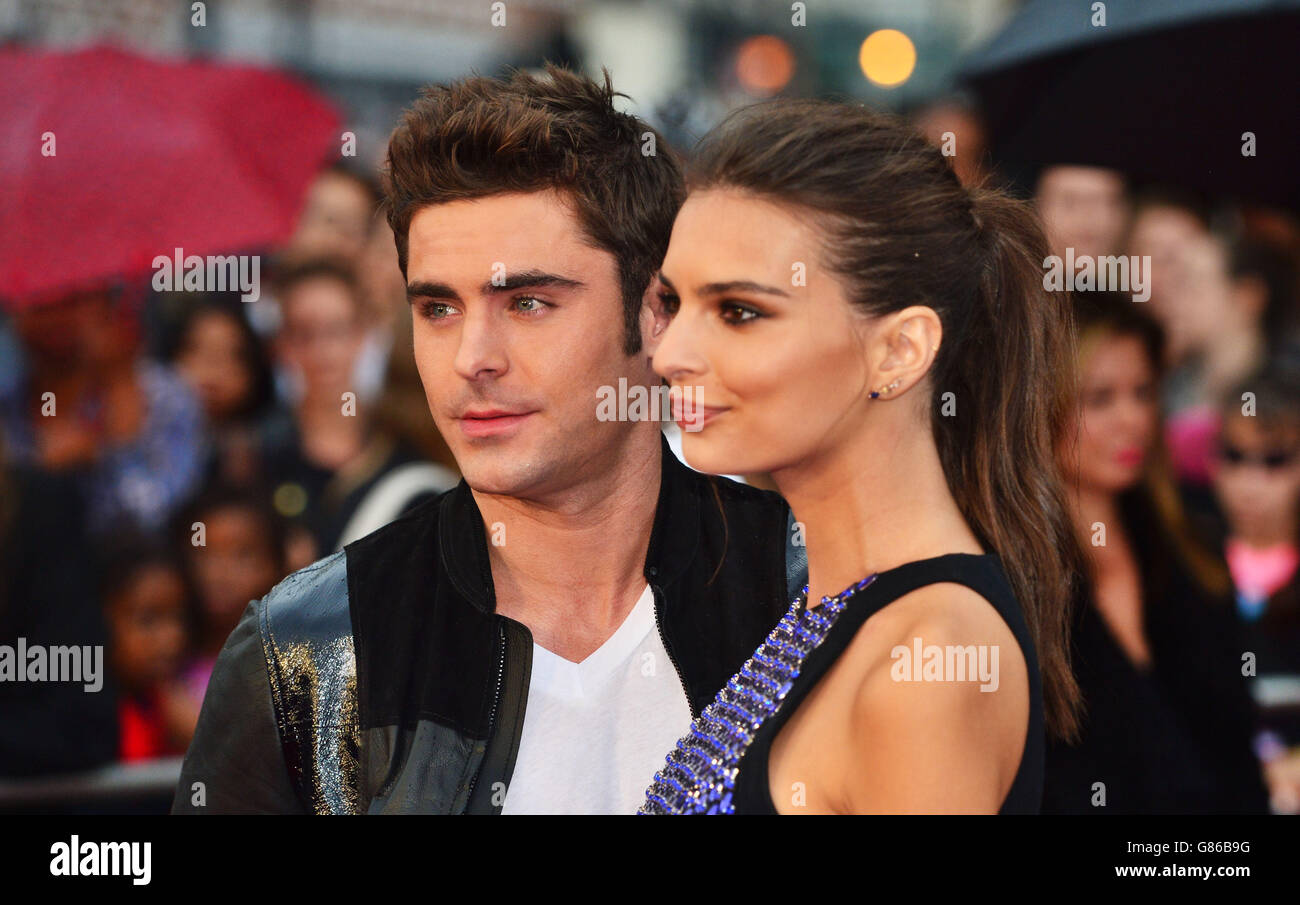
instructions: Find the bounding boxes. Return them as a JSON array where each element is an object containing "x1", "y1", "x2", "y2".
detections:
[{"x1": 456, "y1": 409, "x2": 537, "y2": 438}]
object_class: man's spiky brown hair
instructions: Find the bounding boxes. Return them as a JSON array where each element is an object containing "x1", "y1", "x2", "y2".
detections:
[{"x1": 383, "y1": 64, "x2": 684, "y2": 355}]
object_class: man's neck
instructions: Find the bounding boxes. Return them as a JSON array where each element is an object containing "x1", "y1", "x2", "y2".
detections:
[{"x1": 475, "y1": 429, "x2": 664, "y2": 662}]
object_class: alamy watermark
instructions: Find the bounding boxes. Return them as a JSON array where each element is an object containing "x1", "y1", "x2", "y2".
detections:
[
  {"x1": 0, "y1": 638, "x2": 103, "y2": 692},
  {"x1": 50, "y1": 836, "x2": 150, "y2": 885},
  {"x1": 596, "y1": 378, "x2": 704, "y2": 431},
  {"x1": 1043, "y1": 248, "x2": 1151, "y2": 302},
  {"x1": 890, "y1": 637, "x2": 1000, "y2": 692},
  {"x1": 152, "y1": 247, "x2": 261, "y2": 302}
]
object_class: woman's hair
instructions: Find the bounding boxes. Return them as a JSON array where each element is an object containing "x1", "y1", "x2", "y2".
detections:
[
  {"x1": 165, "y1": 294, "x2": 276, "y2": 422},
  {"x1": 370, "y1": 307, "x2": 459, "y2": 473},
  {"x1": 98, "y1": 532, "x2": 186, "y2": 604},
  {"x1": 1073, "y1": 291, "x2": 1231, "y2": 598},
  {"x1": 690, "y1": 99, "x2": 1085, "y2": 740},
  {"x1": 96, "y1": 530, "x2": 201, "y2": 653},
  {"x1": 1220, "y1": 362, "x2": 1300, "y2": 433},
  {"x1": 1229, "y1": 237, "x2": 1300, "y2": 352},
  {"x1": 174, "y1": 483, "x2": 289, "y2": 578}
]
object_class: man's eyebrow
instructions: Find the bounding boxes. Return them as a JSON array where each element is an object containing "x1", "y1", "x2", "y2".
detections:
[
  {"x1": 696, "y1": 280, "x2": 790, "y2": 298},
  {"x1": 406, "y1": 271, "x2": 585, "y2": 304},
  {"x1": 406, "y1": 280, "x2": 460, "y2": 303},
  {"x1": 479, "y1": 269, "x2": 585, "y2": 296}
]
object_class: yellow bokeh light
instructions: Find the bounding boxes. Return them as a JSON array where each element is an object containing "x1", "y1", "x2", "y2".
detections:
[{"x1": 859, "y1": 29, "x2": 916, "y2": 88}]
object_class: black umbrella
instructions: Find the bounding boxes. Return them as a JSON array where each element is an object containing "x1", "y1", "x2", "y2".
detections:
[{"x1": 960, "y1": 0, "x2": 1300, "y2": 209}]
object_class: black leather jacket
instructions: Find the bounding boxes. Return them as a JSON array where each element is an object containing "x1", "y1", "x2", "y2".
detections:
[{"x1": 172, "y1": 438, "x2": 807, "y2": 814}]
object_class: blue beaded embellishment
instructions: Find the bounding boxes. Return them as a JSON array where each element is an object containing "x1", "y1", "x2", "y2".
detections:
[{"x1": 639, "y1": 573, "x2": 878, "y2": 815}]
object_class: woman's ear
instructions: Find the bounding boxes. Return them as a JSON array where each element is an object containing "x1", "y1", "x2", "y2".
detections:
[
  {"x1": 869, "y1": 305, "x2": 943, "y2": 397},
  {"x1": 640, "y1": 275, "x2": 672, "y2": 357}
]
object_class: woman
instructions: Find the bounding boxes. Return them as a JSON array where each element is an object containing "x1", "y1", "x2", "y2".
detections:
[
  {"x1": 1211, "y1": 367, "x2": 1300, "y2": 812},
  {"x1": 1043, "y1": 291, "x2": 1268, "y2": 814},
  {"x1": 639, "y1": 99, "x2": 1084, "y2": 814},
  {"x1": 169, "y1": 294, "x2": 278, "y2": 488}
]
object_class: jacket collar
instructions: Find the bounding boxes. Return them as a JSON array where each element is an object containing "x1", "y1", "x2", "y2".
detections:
[{"x1": 439, "y1": 433, "x2": 701, "y2": 613}]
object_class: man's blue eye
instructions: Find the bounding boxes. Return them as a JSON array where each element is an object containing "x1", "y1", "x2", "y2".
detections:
[{"x1": 514, "y1": 296, "x2": 548, "y2": 312}]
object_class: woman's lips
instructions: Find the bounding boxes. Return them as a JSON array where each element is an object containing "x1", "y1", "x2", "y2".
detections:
[
  {"x1": 1114, "y1": 446, "x2": 1145, "y2": 468},
  {"x1": 457, "y1": 410, "x2": 536, "y2": 438},
  {"x1": 675, "y1": 403, "x2": 729, "y2": 430},
  {"x1": 668, "y1": 387, "x2": 728, "y2": 431}
]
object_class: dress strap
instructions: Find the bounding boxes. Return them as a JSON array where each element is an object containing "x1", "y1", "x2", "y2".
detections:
[{"x1": 854, "y1": 553, "x2": 1014, "y2": 615}]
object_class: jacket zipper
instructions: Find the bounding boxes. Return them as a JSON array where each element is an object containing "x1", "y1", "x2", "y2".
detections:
[
  {"x1": 465, "y1": 621, "x2": 506, "y2": 808},
  {"x1": 651, "y1": 581, "x2": 697, "y2": 719}
]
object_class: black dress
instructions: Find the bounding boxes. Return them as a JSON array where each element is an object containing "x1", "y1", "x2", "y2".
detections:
[
  {"x1": 1042, "y1": 489, "x2": 1270, "y2": 814},
  {"x1": 641, "y1": 552, "x2": 1044, "y2": 814}
]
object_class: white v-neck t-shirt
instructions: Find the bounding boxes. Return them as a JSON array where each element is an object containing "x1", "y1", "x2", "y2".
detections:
[{"x1": 499, "y1": 584, "x2": 693, "y2": 815}]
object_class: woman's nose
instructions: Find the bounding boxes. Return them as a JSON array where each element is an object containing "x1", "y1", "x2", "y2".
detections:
[{"x1": 652, "y1": 307, "x2": 708, "y2": 382}]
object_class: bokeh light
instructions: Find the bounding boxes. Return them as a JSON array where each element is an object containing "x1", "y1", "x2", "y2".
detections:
[
  {"x1": 859, "y1": 29, "x2": 916, "y2": 88},
  {"x1": 735, "y1": 35, "x2": 795, "y2": 96}
]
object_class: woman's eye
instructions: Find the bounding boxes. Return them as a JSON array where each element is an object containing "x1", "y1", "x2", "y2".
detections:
[
  {"x1": 1083, "y1": 389, "x2": 1112, "y2": 409},
  {"x1": 720, "y1": 302, "x2": 761, "y2": 324},
  {"x1": 657, "y1": 290, "x2": 680, "y2": 316}
]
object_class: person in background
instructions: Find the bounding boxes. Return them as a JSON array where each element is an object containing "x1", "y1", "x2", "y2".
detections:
[
  {"x1": 2, "y1": 286, "x2": 208, "y2": 536},
  {"x1": 175, "y1": 485, "x2": 288, "y2": 713},
  {"x1": 1209, "y1": 367, "x2": 1300, "y2": 812},
  {"x1": 101, "y1": 536, "x2": 195, "y2": 761},
  {"x1": 283, "y1": 163, "x2": 380, "y2": 268},
  {"x1": 1034, "y1": 164, "x2": 1130, "y2": 262},
  {"x1": 1127, "y1": 188, "x2": 1210, "y2": 320},
  {"x1": 333, "y1": 295, "x2": 459, "y2": 548},
  {"x1": 1, "y1": 289, "x2": 106, "y2": 472},
  {"x1": 367, "y1": 297, "x2": 458, "y2": 476},
  {"x1": 0, "y1": 426, "x2": 118, "y2": 777},
  {"x1": 350, "y1": 215, "x2": 408, "y2": 405},
  {"x1": 909, "y1": 97, "x2": 989, "y2": 187},
  {"x1": 1045, "y1": 290, "x2": 1268, "y2": 814},
  {"x1": 264, "y1": 257, "x2": 432, "y2": 560},
  {"x1": 1230, "y1": 236, "x2": 1300, "y2": 361},
  {"x1": 1155, "y1": 232, "x2": 1274, "y2": 486},
  {"x1": 169, "y1": 295, "x2": 278, "y2": 488}
]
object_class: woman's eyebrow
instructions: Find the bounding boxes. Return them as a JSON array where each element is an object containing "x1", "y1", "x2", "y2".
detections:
[{"x1": 695, "y1": 280, "x2": 790, "y2": 298}]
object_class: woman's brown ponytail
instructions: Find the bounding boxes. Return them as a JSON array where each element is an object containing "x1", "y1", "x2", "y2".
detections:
[{"x1": 950, "y1": 188, "x2": 1085, "y2": 740}]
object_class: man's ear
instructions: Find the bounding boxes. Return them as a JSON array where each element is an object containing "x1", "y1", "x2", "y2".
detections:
[{"x1": 639, "y1": 274, "x2": 672, "y2": 357}]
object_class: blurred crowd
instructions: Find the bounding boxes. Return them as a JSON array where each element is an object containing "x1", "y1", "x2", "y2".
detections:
[
  {"x1": 2, "y1": 96, "x2": 1299, "y2": 817},
  {"x1": 919, "y1": 99, "x2": 1300, "y2": 814},
  {"x1": 1031, "y1": 166, "x2": 1300, "y2": 813},
  {"x1": 0, "y1": 163, "x2": 458, "y2": 781}
]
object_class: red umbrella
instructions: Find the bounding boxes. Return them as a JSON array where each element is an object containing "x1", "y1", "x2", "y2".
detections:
[{"x1": 0, "y1": 43, "x2": 342, "y2": 307}]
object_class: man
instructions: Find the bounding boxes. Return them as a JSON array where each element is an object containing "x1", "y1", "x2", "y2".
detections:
[
  {"x1": 1034, "y1": 164, "x2": 1130, "y2": 263},
  {"x1": 172, "y1": 65, "x2": 804, "y2": 815}
]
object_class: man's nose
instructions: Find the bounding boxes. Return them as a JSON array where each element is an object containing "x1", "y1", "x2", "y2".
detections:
[{"x1": 453, "y1": 305, "x2": 509, "y2": 381}]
